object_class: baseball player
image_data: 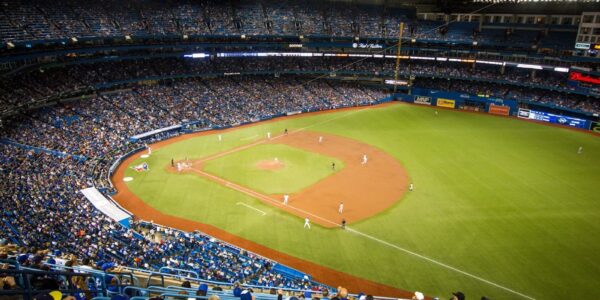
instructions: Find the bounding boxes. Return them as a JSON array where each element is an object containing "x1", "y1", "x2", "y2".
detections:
[
  {"x1": 578, "y1": 146, "x2": 583, "y2": 154},
  {"x1": 361, "y1": 154, "x2": 368, "y2": 165},
  {"x1": 283, "y1": 194, "x2": 289, "y2": 205},
  {"x1": 147, "y1": 145, "x2": 152, "y2": 155},
  {"x1": 409, "y1": 183, "x2": 414, "y2": 191},
  {"x1": 331, "y1": 162, "x2": 336, "y2": 170},
  {"x1": 435, "y1": 110, "x2": 438, "y2": 116},
  {"x1": 338, "y1": 201, "x2": 344, "y2": 214},
  {"x1": 304, "y1": 218, "x2": 310, "y2": 229},
  {"x1": 177, "y1": 162, "x2": 181, "y2": 172},
  {"x1": 319, "y1": 136, "x2": 323, "y2": 144},
  {"x1": 341, "y1": 219, "x2": 346, "y2": 229},
  {"x1": 218, "y1": 134, "x2": 222, "y2": 142},
  {"x1": 284, "y1": 128, "x2": 288, "y2": 135},
  {"x1": 267, "y1": 132, "x2": 271, "y2": 139}
]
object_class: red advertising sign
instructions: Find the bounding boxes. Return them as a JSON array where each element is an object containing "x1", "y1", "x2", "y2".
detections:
[
  {"x1": 488, "y1": 104, "x2": 510, "y2": 116},
  {"x1": 569, "y1": 72, "x2": 600, "y2": 85}
]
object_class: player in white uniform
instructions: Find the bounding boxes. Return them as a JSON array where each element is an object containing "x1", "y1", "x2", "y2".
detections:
[
  {"x1": 319, "y1": 136, "x2": 323, "y2": 144},
  {"x1": 578, "y1": 146, "x2": 583, "y2": 154},
  {"x1": 147, "y1": 145, "x2": 152, "y2": 155},
  {"x1": 177, "y1": 162, "x2": 181, "y2": 172},
  {"x1": 304, "y1": 218, "x2": 311, "y2": 229},
  {"x1": 338, "y1": 201, "x2": 344, "y2": 214},
  {"x1": 267, "y1": 132, "x2": 271, "y2": 139},
  {"x1": 218, "y1": 134, "x2": 222, "y2": 142},
  {"x1": 361, "y1": 154, "x2": 368, "y2": 165},
  {"x1": 409, "y1": 183, "x2": 414, "y2": 191},
  {"x1": 283, "y1": 194, "x2": 289, "y2": 205}
]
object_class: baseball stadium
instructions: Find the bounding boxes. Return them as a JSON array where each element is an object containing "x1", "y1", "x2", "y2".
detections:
[{"x1": 1, "y1": 1, "x2": 599, "y2": 300}]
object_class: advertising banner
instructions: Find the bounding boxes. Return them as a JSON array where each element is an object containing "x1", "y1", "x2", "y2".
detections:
[
  {"x1": 414, "y1": 96, "x2": 432, "y2": 105},
  {"x1": 517, "y1": 108, "x2": 590, "y2": 129},
  {"x1": 436, "y1": 98, "x2": 455, "y2": 108},
  {"x1": 488, "y1": 104, "x2": 510, "y2": 116},
  {"x1": 590, "y1": 121, "x2": 600, "y2": 133}
]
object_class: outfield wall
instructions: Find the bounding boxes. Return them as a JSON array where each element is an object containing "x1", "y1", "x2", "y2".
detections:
[{"x1": 401, "y1": 88, "x2": 599, "y2": 132}]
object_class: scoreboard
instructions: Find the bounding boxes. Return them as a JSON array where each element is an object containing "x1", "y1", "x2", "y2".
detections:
[{"x1": 518, "y1": 109, "x2": 590, "y2": 129}]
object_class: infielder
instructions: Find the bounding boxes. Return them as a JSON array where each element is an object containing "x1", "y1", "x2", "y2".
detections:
[
  {"x1": 578, "y1": 146, "x2": 583, "y2": 154},
  {"x1": 319, "y1": 136, "x2": 323, "y2": 144},
  {"x1": 304, "y1": 218, "x2": 311, "y2": 229},
  {"x1": 338, "y1": 201, "x2": 344, "y2": 214},
  {"x1": 177, "y1": 162, "x2": 181, "y2": 172},
  {"x1": 267, "y1": 132, "x2": 271, "y2": 139},
  {"x1": 283, "y1": 194, "x2": 289, "y2": 205},
  {"x1": 361, "y1": 154, "x2": 368, "y2": 165}
]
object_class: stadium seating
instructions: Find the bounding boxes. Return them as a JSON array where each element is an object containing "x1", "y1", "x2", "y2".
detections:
[{"x1": 0, "y1": 0, "x2": 577, "y2": 50}]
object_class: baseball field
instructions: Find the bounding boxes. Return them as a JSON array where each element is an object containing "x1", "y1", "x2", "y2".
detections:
[{"x1": 113, "y1": 103, "x2": 600, "y2": 300}]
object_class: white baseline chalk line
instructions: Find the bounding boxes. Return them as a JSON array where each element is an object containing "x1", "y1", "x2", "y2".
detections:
[
  {"x1": 194, "y1": 106, "x2": 536, "y2": 299},
  {"x1": 236, "y1": 202, "x2": 266, "y2": 216},
  {"x1": 199, "y1": 108, "x2": 368, "y2": 164},
  {"x1": 202, "y1": 165, "x2": 535, "y2": 299},
  {"x1": 345, "y1": 228, "x2": 536, "y2": 300}
]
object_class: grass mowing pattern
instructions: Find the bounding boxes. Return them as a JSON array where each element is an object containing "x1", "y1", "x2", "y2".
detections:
[
  {"x1": 202, "y1": 144, "x2": 344, "y2": 194},
  {"x1": 124, "y1": 104, "x2": 600, "y2": 300}
]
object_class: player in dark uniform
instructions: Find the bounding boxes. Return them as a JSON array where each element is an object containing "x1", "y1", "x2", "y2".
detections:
[
  {"x1": 341, "y1": 219, "x2": 346, "y2": 229},
  {"x1": 284, "y1": 128, "x2": 288, "y2": 135},
  {"x1": 332, "y1": 162, "x2": 336, "y2": 170}
]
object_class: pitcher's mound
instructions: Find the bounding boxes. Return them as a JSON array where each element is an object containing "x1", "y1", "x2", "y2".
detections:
[{"x1": 256, "y1": 159, "x2": 285, "y2": 170}]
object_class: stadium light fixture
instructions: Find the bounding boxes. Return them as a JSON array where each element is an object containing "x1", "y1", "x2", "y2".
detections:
[
  {"x1": 517, "y1": 63, "x2": 543, "y2": 70},
  {"x1": 183, "y1": 53, "x2": 209, "y2": 58}
]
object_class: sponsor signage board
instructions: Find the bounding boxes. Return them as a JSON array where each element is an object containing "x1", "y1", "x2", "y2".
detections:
[{"x1": 436, "y1": 98, "x2": 455, "y2": 108}]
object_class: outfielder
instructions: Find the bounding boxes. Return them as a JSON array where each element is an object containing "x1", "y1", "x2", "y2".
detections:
[
  {"x1": 283, "y1": 194, "x2": 289, "y2": 205},
  {"x1": 361, "y1": 154, "x2": 368, "y2": 165},
  {"x1": 304, "y1": 218, "x2": 311, "y2": 229},
  {"x1": 578, "y1": 146, "x2": 583, "y2": 154},
  {"x1": 267, "y1": 132, "x2": 271, "y2": 139},
  {"x1": 409, "y1": 183, "x2": 414, "y2": 191},
  {"x1": 218, "y1": 134, "x2": 222, "y2": 142},
  {"x1": 338, "y1": 201, "x2": 344, "y2": 214}
]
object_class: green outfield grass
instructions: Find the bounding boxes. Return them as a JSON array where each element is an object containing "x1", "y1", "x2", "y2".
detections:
[
  {"x1": 202, "y1": 144, "x2": 343, "y2": 194},
  {"x1": 124, "y1": 104, "x2": 600, "y2": 300}
]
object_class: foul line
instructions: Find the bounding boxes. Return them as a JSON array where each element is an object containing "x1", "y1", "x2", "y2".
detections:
[
  {"x1": 197, "y1": 108, "x2": 367, "y2": 164},
  {"x1": 196, "y1": 166, "x2": 535, "y2": 299},
  {"x1": 189, "y1": 107, "x2": 536, "y2": 300},
  {"x1": 236, "y1": 202, "x2": 266, "y2": 216},
  {"x1": 345, "y1": 228, "x2": 536, "y2": 300}
]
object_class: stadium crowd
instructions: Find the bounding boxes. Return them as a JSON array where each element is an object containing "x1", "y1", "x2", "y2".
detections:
[
  {"x1": 0, "y1": 0, "x2": 576, "y2": 49},
  {"x1": 0, "y1": 76, "x2": 387, "y2": 297},
  {"x1": 1, "y1": 57, "x2": 598, "y2": 115}
]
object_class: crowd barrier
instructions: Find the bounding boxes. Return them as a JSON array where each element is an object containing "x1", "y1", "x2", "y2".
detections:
[{"x1": 0, "y1": 138, "x2": 88, "y2": 161}]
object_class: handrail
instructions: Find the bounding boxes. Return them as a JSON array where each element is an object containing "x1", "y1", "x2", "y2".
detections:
[{"x1": 158, "y1": 267, "x2": 199, "y2": 279}]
